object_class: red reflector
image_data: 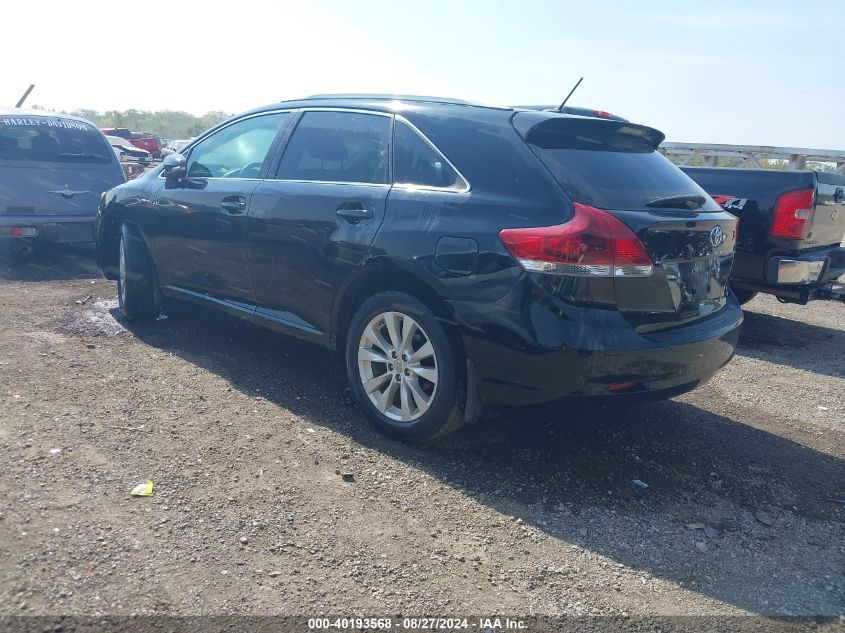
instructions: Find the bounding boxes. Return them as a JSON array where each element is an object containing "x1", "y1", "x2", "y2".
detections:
[
  {"x1": 607, "y1": 380, "x2": 644, "y2": 393},
  {"x1": 770, "y1": 188, "x2": 814, "y2": 239},
  {"x1": 11, "y1": 227, "x2": 23, "y2": 237},
  {"x1": 498, "y1": 202, "x2": 653, "y2": 277}
]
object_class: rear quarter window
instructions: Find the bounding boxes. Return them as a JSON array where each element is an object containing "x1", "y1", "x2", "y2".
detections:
[
  {"x1": 0, "y1": 116, "x2": 112, "y2": 164},
  {"x1": 394, "y1": 120, "x2": 466, "y2": 190}
]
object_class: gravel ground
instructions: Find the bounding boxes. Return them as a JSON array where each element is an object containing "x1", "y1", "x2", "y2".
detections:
[{"x1": 0, "y1": 244, "x2": 842, "y2": 627}]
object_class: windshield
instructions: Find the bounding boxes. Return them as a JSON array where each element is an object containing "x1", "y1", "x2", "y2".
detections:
[
  {"x1": 0, "y1": 115, "x2": 112, "y2": 163},
  {"x1": 523, "y1": 117, "x2": 720, "y2": 211}
]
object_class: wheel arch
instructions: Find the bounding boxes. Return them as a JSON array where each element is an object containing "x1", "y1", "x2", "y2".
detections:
[
  {"x1": 98, "y1": 202, "x2": 131, "y2": 280},
  {"x1": 98, "y1": 204, "x2": 152, "y2": 281},
  {"x1": 333, "y1": 261, "x2": 467, "y2": 376}
]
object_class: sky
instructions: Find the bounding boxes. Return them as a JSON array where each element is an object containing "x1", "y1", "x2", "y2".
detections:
[{"x1": 3, "y1": 0, "x2": 844, "y2": 148}]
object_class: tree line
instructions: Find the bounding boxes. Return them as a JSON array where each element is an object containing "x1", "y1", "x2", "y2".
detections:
[
  {"x1": 30, "y1": 106, "x2": 231, "y2": 140},
  {"x1": 669, "y1": 155, "x2": 835, "y2": 172}
]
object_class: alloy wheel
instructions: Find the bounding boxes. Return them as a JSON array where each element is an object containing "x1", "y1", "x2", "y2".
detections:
[{"x1": 357, "y1": 311, "x2": 438, "y2": 423}]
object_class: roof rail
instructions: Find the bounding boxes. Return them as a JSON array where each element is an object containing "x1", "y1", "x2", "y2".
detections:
[
  {"x1": 660, "y1": 142, "x2": 845, "y2": 175},
  {"x1": 295, "y1": 94, "x2": 509, "y2": 109}
]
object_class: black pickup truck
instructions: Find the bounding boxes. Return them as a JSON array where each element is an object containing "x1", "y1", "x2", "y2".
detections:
[{"x1": 682, "y1": 167, "x2": 845, "y2": 305}]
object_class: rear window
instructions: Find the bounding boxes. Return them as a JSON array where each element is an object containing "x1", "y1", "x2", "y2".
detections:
[
  {"x1": 0, "y1": 116, "x2": 112, "y2": 164},
  {"x1": 523, "y1": 117, "x2": 719, "y2": 211}
]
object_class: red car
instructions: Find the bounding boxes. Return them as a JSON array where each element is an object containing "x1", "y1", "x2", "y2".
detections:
[{"x1": 100, "y1": 128, "x2": 162, "y2": 158}]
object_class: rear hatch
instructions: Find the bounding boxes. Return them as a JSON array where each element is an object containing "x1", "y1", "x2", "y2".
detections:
[
  {"x1": 511, "y1": 113, "x2": 738, "y2": 332},
  {"x1": 0, "y1": 115, "x2": 125, "y2": 217}
]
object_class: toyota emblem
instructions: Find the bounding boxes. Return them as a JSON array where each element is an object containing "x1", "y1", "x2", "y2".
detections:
[{"x1": 709, "y1": 226, "x2": 725, "y2": 248}]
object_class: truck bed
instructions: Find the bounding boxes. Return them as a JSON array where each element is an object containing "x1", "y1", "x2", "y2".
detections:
[{"x1": 682, "y1": 167, "x2": 845, "y2": 302}]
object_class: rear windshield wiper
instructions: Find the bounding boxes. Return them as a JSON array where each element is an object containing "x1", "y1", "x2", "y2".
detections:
[
  {"x1": 645, "y1": 194, "x2": 706, "y2": 210},
  {"x1": 58, "y1": 152, "x2": 108, "y2": 161}
]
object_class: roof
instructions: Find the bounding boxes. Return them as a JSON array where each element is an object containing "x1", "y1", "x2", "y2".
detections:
[
  {"x1": 247, "y1": 95, "x2": 629, "y2": 124},
  {"x1": 196, "y1": 95, "x2": 653, "y2": 146},
  {"x1": 0, "y1": 107, "x2": 97, "y2": 126},
  {"x1": 235, "y1": 94, "x2": 515, "y2": 118},
  {"x1": 296, "y1": 94, "x2": 510, "y2": 109}
]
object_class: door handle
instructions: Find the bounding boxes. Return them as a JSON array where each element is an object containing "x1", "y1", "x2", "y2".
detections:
[
  {"x1": 221, "y1": 196, "x2": 247, "y2": 215},
  {"x1": 336, "y1": 205, "x2": 373, "y2": 223}
]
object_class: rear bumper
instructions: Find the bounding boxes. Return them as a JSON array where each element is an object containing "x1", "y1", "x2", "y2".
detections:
[
  {"x1": 733, "y1": 244, "x2": 845, "y2": 302},
  {"x1": 453, "y1": 289, "x2": 743, "y2": 408},
  {"x1": 0, "y1": 216, "x2": 95, "y2": 243},
  {"x1": 765, "y1": 246, "x2": 845, "y2": 285}
]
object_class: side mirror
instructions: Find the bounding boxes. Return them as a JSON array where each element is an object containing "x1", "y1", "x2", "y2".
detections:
[{"x1": 162, "y1": 153, "x2": 187, "y2": 180}]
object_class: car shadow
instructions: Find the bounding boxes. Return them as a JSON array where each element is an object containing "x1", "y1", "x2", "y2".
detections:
[
  {"x1": 736, "y1": 309, "x2": 844, "y2": 379},
  {"x1": 0, "y1": 242, "x2": 102, "y2": 282},
  {"x1": 117, "y1": 305, "x2": 844, "y2": 616}
]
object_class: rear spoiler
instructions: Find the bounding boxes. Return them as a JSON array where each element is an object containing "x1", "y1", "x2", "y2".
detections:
[{"x1": 512, "y1": 111, "x2": 666, "y2": 150}]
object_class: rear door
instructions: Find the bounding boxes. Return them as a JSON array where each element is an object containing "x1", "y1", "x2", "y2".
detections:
[
  {"x1": 246, "y1": 109, "x2": 392, "y2": 339},
  {"x1": 514, "y1": 113, "x2": 738, "y2": 331},
  {"x1": 153, "y1": 111, "x2": 291, "y2": 309}
]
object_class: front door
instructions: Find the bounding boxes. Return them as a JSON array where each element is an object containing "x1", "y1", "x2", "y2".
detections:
[
  {"x1": 153, "y1": 111, "x2": 291, "y2": 309},
  {"x1": 246, "y1": 110, "x2": 392, "y2": 338}
]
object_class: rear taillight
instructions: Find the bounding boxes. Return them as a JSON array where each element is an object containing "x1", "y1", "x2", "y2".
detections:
[
  {"x1": 1, "y1": 226, "x2": 37, "y2": 237},
  {"x1": 770, "y1": 188, "x2": 814, "y2": 239},
  {"x1": 498, "y1": 202, "x2": 653, "y2": 277}
]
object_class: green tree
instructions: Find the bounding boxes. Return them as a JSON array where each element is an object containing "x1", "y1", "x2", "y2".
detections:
[{"x1": 68, "y1": 109, "x2": 231, "y2": 139}]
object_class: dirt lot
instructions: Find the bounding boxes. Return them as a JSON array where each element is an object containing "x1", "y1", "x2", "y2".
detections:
[{"x1": 0, "y1": 245, "x2": 843, "y2": 625}]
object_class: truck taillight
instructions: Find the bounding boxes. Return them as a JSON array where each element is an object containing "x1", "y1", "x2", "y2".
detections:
[
  {"x1": 498, "y1": 202, "x2": 653, "y2": 277},
  {"x1": 770, "y1": 188, "x2": 814, "y2": 239},
  {"x1": 1, "y1": 226, "x2": 37, "y2": 237}
]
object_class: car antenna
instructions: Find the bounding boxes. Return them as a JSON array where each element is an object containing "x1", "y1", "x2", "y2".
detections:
[
  {"x1": 557, "y1": 77, "x2": 583, "y2": 112},
  {"x1": 15, "y1": 84, "x2": 35, "y2": 108}
]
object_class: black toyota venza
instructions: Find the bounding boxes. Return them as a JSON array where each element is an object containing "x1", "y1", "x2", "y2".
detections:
[{"x1": 96, "y1": 94, "x2": 742, "y2": 441}]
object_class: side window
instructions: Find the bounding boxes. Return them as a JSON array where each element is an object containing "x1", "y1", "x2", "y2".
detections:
[
  {"x1": 186, "y1": 112, "x2": 290, "y2": 178},
  {"x1": 276, "y1": 111, "x2": 390, "y2": 184},
  {"x1": 394, "y1": 120, "x2": 464, "y2": 190}
]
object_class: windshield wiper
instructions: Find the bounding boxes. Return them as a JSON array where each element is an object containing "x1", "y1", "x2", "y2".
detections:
[
  {"x1": 58, "y1": 152, "x2": 107, "y2": 160},
  {"x1": 645, "y1": 194, "x2": 706, "y2": 210}
]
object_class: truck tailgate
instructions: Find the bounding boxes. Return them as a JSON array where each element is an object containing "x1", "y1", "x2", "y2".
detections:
[
  {"x1": 812, "y1": 172, "x2": 845, "y2": 248},
  {"x1": 681, "y1": 167, "x2": 845, "y2": 251}
]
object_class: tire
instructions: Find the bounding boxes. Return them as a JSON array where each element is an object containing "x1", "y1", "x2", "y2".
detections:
[
  {"x1": 345, "y1": 291, "x2": 464, "y2": 443},
  {"x1": 117, "y1": 223, "x2": 159, "y2": 322},
  {"x1": 731, "y1": 287, "x2": 758, "y2": 306}
]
